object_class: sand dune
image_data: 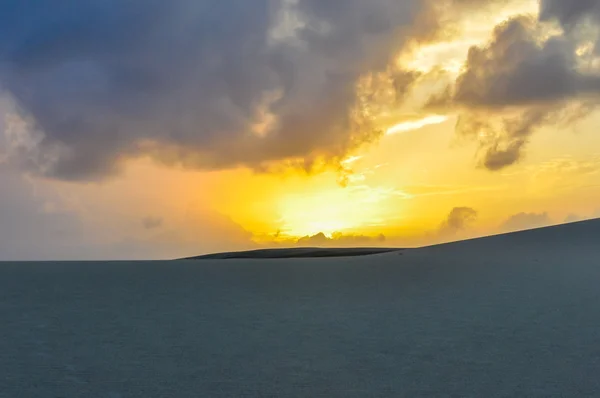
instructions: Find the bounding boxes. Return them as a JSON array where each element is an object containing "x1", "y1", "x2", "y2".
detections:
[
  {"x1": 2, "y1": 219, "x2": 600, "y2": 397},
  {"x1": 182, "y1": 247, "x2": 401, "y2": 260}
]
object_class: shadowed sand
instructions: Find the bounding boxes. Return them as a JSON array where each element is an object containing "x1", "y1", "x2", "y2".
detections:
[
  {"x1": 2, "y1": 219, "x2": 600, "y2": 397},
  {"x1": 182, "y1": 247, "x2": 401, "y2": 259}
]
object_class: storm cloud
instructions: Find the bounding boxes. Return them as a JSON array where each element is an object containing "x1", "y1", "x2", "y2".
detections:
[
  {"x1": 540, "y1": 0, "x2": 600, "y2": 28},
  {"x1": 454, "y1": 16, "x2": 600, "y2": 107},
  {"x1": 432, "y1": 11, "x2": 600, "y2": 170},
  {"x1": 0, "y1": 0, "x2": 427, "y2": 181}
]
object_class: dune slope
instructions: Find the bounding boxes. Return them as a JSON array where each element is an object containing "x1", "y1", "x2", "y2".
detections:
[
  {"x1": 182, "y1": 247, "x2": 401, "y2": 259},
  {"x1": 1, "y1": 219, "x2": 600, "y2": 397}
]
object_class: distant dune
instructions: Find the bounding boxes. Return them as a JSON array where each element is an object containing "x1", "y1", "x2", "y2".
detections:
[
  {"x1": 182, "y1": 218, "x2": 596, "y2": 260},
  {"x1": 2, "y1": 218, "x2": 600, "y2": 397},
  {"x1": 181, "y1": 247, "x2": 401, "y2": 260}
]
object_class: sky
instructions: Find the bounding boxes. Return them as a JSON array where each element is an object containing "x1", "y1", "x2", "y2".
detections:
[{"x1": 1, "y1": 0, "x2": 600, "y2": 260}]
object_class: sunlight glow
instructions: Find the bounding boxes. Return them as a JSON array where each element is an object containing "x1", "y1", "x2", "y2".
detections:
[
  {"x1": 276, "y1": 183, "x2": 403, "y2": 238},
  {"x1": 277, "y1": 192, "x2": 356, "y2": 237},
  {"x1": 386, "y1": 115, "x2": 449, "y2": 135},
  {"x1": 341, "y1": 155, "x2": 364, "y2": 165}
]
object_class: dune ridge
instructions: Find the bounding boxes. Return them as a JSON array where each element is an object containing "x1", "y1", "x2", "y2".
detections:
[{"x1": 181, "y1": 247, "x2": 401, "y2": 260}]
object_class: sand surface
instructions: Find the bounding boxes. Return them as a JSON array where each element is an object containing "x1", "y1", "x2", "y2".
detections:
[
  {"x1": 2, "y1": 220, "x2": 600, "y2": 397},
  {"x1": 183, "y1": 247, "x2": 401, "y2": 259}
]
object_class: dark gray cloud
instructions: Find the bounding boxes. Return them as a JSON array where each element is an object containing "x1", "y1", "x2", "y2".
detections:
[
  {"x1": 433, "y1": 15, "x2": 600, "y2": 170},
  {"x1": 539, "y1": 0, "x2": 600, "y2": 54},
  {"x1": 454, "y1": 106, "x2": 558, "y2": 170},
  {"x1": 453, "y1": 16, "x2": 598, "y2": 108},
  {"x1": 428, "y1": 15, "x2": 600, "y2": 110},
  {"x1": 500, "y1": 212, "x2": 552, "y2": 232},
  {"x1": 0, "y1": 0, "x2": 426, "y2": 181},
  {"x1": 438, "y1": 207, "x2": 478, "y2": 235},
  {"x1": 540, "y1": 0, "x2": 600, "y2": 28}
]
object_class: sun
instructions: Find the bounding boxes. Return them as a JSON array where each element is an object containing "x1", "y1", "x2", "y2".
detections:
[
  {"x1": 276, "y1": 190, "x2": 356, "y2": 237},
  {"x1": 275, "y1": 187, "x2": 389, "y2": 238}
]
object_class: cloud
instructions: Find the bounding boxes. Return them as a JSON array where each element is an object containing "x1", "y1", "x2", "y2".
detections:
[
  {"x1": 3, "y1": 0, "x2": 597, "y2": 180},
  {"x1": 438, "y1": 206, "x2": 478, "y2": 236},
  {"x1": 0, "y1": 0, "x2": 432, "y2": 181},
  {"x1": 142, "y1": 216, "x2": 163, "y2": 230},
  {"x1": 454, "y1": 108, "x2": 550, "y2": 171},
  {"x1": 452, "y1": 16, "x2": 598, "y2": 108},
  {"x1": 429, "y1": 15, "x2": 600, "y2": 170},
  {"x1": 297, "y1": 232, "x2": 386, "y2": 247},
  {"x1": 500, "y1": 212, "x2": 552, "y2": 232},
  {"x1": 297, "y1": 232, "x2": 331, "y2": 246},
  {"x1": 564, "y1": 213, "x2": 584, "y2": 223},
  {"x1": 539, "y1": 0, "x2": 600, "y2": 29}
]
